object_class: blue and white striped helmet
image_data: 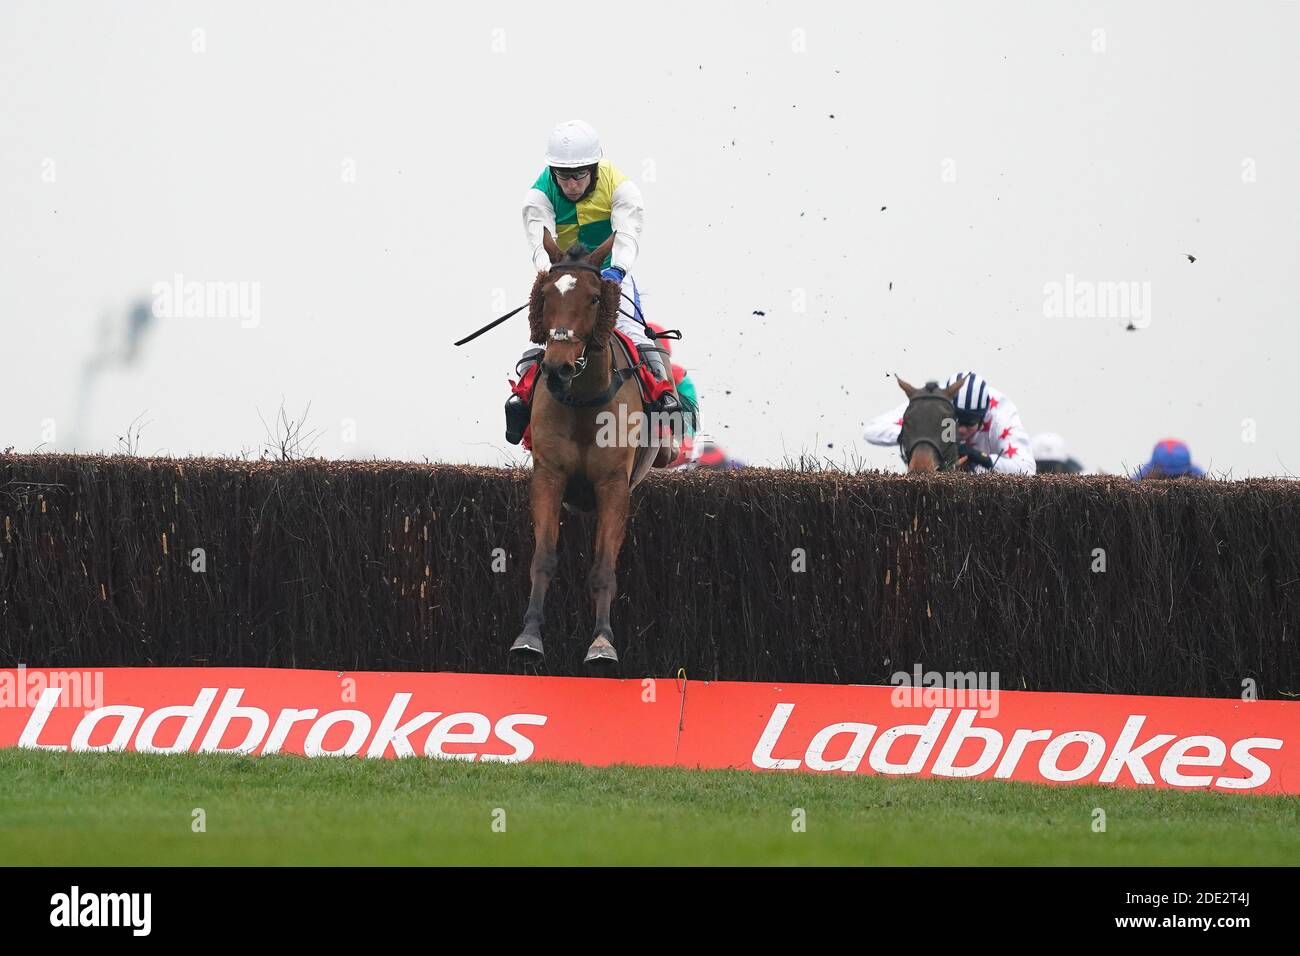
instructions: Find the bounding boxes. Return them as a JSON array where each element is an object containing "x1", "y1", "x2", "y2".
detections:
[{"x1": 946, "y1": 371, "x2": 990, "y2": 422}]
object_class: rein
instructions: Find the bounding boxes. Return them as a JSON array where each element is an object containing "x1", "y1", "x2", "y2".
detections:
[
  {"x1": 451, "y1": 258, "x2": 683, "y2": 413},
  {"x1": 545, "y1": 360, "x2": 643, "y2": 407},
  {"x1": 453, "y1": 265, "x2": 683, "y2": 348},
  {"x1": 452, "y1": 264, "x2": 600, "y2": 347}
]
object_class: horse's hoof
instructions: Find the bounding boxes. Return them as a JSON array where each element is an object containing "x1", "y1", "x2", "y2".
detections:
[
  {"x1": 583, "y1": 636, "x2": 619, "y2": 667},
  {"x1": 510, "y1": 633, "x2": 544, "y2": 662}
]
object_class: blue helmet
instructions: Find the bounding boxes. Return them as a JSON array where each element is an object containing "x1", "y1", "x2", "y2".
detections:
[{"x1": 1138, "y1": 439, "x2": 1204, "y2": 478}]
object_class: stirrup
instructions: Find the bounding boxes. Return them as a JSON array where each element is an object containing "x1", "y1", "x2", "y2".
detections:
[
  {"x1": 516, "y1": 347, "x2": 544, "y2": 376},
  {"x1": 505, "y1": 396, "x2": 530, "y2": 445},
  {"x1": 505, "y1": 348, "x2": 542, "y2": 445},
  {"x1": 651, "y1": 391, "x2": 681, "y2": 413}
]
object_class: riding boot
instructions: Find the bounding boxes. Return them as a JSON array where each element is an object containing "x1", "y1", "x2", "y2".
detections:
[
  {"x1": 637, "y1": 344, "x2": 681, "y2": 414},
  {"x1": 505, "y1": 347, "x2": 544, "y2": 445},
  {"x1": 637, "y1": 344, "x2": 683, "y2": 467}
]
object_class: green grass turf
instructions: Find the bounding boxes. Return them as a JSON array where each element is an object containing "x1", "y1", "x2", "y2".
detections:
[{"x1": 0, "y1": 749, "x2": 1296, "y2": 865}]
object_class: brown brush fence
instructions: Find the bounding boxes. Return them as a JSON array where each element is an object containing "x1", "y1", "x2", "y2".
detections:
[{"x1": 1, "y1": 454, "x2": 1296, "y2": 698}]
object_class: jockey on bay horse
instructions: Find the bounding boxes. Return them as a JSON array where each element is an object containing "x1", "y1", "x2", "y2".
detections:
[
  {"x1": 497, "y1": 122, "x2": 696, "y2": 668},
  {"x1": 508, "y1": 230, "x2": 695, "y2": 667},
  {"x1": 505, "y1": 119, "x2": 680, "y2": 449}
]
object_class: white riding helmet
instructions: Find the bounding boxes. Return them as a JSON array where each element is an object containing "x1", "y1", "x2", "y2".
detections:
[
  {"x1": 1031, "y1": 432, "x2": 1069, "y2": 462},
  {"x1": 544, "y1": 119, "x2": 603, "y2": 168}
]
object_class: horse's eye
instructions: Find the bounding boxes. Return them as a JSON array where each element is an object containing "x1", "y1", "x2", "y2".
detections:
[{"x1": 591, "y1": 295, "x2": 601, "y2": 305}]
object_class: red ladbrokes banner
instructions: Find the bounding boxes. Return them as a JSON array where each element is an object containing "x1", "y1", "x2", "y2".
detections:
[{"x1": 1, "y1": 667, "x2": 1296, "y2": 795}]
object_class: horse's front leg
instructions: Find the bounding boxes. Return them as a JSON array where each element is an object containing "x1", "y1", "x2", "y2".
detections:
[
  {"x1": 510, "y1": 468, "x2": 564, "y2": 662},
  {"x1": 584, "y1": 471, "x2": 630, "y2": 668}
]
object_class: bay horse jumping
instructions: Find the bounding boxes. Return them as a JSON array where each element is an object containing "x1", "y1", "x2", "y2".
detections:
[
  {"x1": 510, "y1": 230, "x2": 692, "y2": 668},
  {"x1": 895, "y1": 375, "x2": 967, "y2": 473}
]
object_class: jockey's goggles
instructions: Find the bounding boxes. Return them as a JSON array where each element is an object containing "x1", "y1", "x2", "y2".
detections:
[{"x1": 552, "y1": 166, "x2": 592, "y2": 182}]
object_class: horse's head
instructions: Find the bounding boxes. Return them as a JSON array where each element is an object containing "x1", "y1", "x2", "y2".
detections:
[
  {"x1": 528, "y1": 229, "x2": 620, "y2": 393},
  {"x1": 896, "y1": 375, "x2": 967, "y2": 473}
]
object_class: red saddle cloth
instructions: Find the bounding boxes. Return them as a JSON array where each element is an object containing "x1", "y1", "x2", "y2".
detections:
[{"x1": 508, "y1": 331, "x2": 673, "y2": 451}]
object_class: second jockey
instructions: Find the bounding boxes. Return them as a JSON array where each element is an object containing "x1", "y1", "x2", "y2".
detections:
[
  {"x1": 646, "y1": 320, "x2": 703, "y2": 467},
  {"x1": 505, "y1": 119, "x2": 679, "y2": 445},
  {"x1": 864, "y1": 370, "x2": 1037, "y2": 474}
]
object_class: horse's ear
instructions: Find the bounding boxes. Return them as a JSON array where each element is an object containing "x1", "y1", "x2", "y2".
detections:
[
  {"x1": 587, "y1": 233, "x2": 617, "y2": 267},
  {"x1": 942, "y1": 376, "x2": 966, "y2": 400},
  {"x1": 896, "y1": 375, "x2": 918, "y2": 398},
  {"x1": 542, "y1": 228, "x2": 562, "y2": 265}
]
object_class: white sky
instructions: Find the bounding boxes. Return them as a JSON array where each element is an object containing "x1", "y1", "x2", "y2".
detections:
[{"x1": 2, "y1": 1, "x2": 1296, "y2": 476}]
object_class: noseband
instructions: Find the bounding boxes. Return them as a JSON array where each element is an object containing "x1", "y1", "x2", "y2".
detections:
[
  {"x1": 898, "y1": 392, "x2": 960, "y2": 471},
  {"x1": 547, "y1": 325, "x2": 589, "y2": 376}
]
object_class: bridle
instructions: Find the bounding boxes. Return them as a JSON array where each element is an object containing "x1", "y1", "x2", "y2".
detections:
[
  {"x1": 451, "y1": 256, "x2": 680, "y2": 409},
  {"x1": 543, "y1": 262, "x2": 599, "y2": 377},
  {"x1": 544, "y1": 260, "x2": 606, "y2": 378},
  {"x1": 898, "y1": 391, "x2": 961, "y2": 471},
  {"x1": 541, "y1": 261, "x2": 644, "y2": 408},
  {"x1": 543, "y1": 260, "x2": 675, "y2": 358}
]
